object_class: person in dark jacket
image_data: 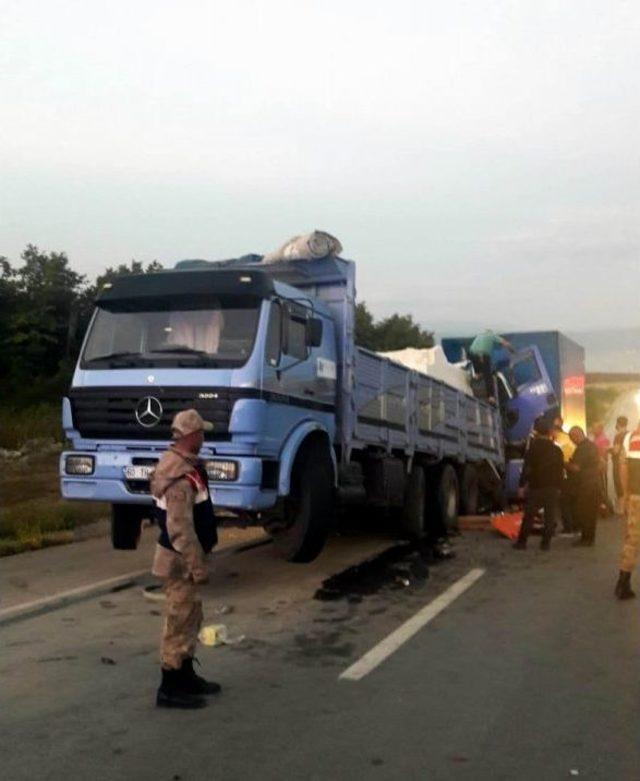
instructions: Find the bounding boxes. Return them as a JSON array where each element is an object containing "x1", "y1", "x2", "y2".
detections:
[
  {"x1": 567, "y1": 426, "x2": 601, "y2": 546},
  {"x1": 514, "y1": 417, "x2": 564, "y2": 550}
]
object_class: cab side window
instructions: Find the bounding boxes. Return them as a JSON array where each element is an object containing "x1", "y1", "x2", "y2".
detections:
[
  {"x1": 285, "y1": 313, "x2": 307, "y2": 360},
  {"x1": 265, "y1": 301, "x2": 282, "y2": 366}
]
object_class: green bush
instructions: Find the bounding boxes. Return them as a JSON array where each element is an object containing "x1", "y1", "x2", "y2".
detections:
[
  {"x1": 0, "y1": 499, "x2": 105, "y2": 539},
  {"x1": 0, "y1": 403, "x2": 62, "y2": 449}
]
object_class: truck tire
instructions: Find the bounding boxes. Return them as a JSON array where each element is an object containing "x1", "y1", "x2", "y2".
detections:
[
  {"x1": 460, "y1": 464, "x2": 479, "y2": 515},
  {"x1": 402, "y1": 464, "x2": 427, "y2": 538},
  {"x1": 271, "y1": 441, "x2": 334, "y2": 563},
  {"x1": 111, "y1": 504, "x2": 144, "y2": 550},
  {"x1": 435, "y1": 464, "x2": 460, "y2": 533}
]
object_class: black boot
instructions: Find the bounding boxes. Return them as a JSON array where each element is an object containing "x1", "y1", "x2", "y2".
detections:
[
  {"x1": 540, "y1": 539, "x2": 551, "y2": 551},
  {"x1": 180, "y1": 658, "x2": 222, "y2": 696},
  {"x1": 156, "y1": 668, "x2": 207, "y2": 709},
  {"x1": 513, "y1": 538, "x2": 527, "y2": 550},
  {"x1": 615, "y1": 571, "x2": 636, "y2": 600}
]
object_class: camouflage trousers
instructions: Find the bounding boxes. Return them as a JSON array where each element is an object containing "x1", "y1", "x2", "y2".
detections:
[
  {"x1": 619, "y1": 495, "x2": 640, "y2": 573},
  {"x1": 160, "y1": 572, "x2": 203, "y2": 670}
]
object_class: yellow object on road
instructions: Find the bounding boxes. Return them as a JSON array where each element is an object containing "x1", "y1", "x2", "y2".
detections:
[{"x1": 198, "y1": 624, "x2": 245, "y2": 646}]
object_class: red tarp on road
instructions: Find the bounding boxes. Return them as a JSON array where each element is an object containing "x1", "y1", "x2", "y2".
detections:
[{"x1": 491, "y1": 512, "x2": 523, "y2": 541}]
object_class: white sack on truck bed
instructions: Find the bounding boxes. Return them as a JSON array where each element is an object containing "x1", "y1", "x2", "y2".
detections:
[
  {"x1": 263, "y1": 231, "x2": 343, "y2": 264},
  {"x1": 378, "y1": 346, "x2": 474, "y2": 397}
]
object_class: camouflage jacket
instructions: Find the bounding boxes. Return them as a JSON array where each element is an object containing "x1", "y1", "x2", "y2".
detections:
[{"x1": 150, "y1": 447, "x2": 207, "y2": 581}]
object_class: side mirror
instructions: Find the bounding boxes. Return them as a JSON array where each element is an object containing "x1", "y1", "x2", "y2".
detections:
[{"x1": 306, "y1": 317, "x2": 323, "y2": 347}]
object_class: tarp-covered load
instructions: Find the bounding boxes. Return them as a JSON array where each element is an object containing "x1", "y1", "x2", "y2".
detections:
[
  {"x1": 378, "y1": 346, "x2": 474, "y2": 397},
  {"x1": 263, "y1": 231, "x2": 343, "y2": 264}
]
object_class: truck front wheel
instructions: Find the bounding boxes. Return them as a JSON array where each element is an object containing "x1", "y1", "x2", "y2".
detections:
[
  {"x1": 270, "y1": 442, "x2": 334, "y2": 563},
  {"x1": 111, "y1": 504, "x2": 144, "y2": 550}
]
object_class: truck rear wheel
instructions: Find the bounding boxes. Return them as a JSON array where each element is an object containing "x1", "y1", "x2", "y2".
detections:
[
  {"x1": 402, "y1": 464, "x2": 427, "y2": 538},
  {"x1": 111, "y1": 504, "x2": 144, "y2": 550},
  {"x1": 434, "y1": 464, "x2": 460, "y2": 533},
  {"x1": 460, "y1": 464, "x2": 479, "y2": 515},
  {"x1": 270, "y1": 442, "x2": 334, "y2": 563}
]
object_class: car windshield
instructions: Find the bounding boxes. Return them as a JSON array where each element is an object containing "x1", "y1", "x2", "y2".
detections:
[{"x1": 82, "y1": 296, "x2": 261, "y2": 368}]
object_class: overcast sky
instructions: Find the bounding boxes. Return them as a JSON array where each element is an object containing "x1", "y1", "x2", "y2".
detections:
[{"x1": 2, "y1": 0, "x2": 639, "y2": 350}]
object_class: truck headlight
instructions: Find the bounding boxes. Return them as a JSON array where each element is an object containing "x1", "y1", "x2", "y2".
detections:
[
  {"x1": 205, "y1": 460, "x2": 238, "y2": 482},
  {"x1": 65, "y1": 455, "x2": 95, "y2": 475}
]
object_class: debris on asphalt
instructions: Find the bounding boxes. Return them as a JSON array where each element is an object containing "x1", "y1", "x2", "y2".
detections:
[
  {"x1": 100, "y1": 656, "x2": 117, "y2": 665},
  {"x1": 142, "y1": 583, "x2": 166, "y2": 602},
  {"x1": 214, "y1": 604, "x2": 234, "y2": 615},
  {"x1": 432, "y1": 540, "x2": 455, "y2": 559},
  {"x1": 314, "y1": 541, "x2": 437, "y2": 602},
  {"x1": 458, "y1": 515, "x2": 491, "y2": 531},
  {"x1": 491, "y1": 512, "x2": 523, "y2": 541},
  {"x1": 198, "y1": 624, "x2": 245, "y2": 647}
]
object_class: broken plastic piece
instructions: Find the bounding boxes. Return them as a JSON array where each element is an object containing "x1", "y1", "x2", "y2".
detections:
[
  {"x1": 198, "y1": 624, "x2": 245, "y2": 647},
  {"x1": 142, "y1": 583, "x2": 166, "y2": 602}
]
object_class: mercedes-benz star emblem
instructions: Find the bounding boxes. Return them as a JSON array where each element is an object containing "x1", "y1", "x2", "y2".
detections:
[{"x1": 135, "y1": 396, "x2": 163, "y2": 428}]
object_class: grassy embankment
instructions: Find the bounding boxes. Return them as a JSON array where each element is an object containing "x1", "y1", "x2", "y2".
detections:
[{"x1": 0, "y1": 404, "x2": 106, "y2": 556}]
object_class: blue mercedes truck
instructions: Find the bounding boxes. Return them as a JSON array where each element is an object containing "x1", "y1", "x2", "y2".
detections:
[{"x1": 60, "y1": 255, "x2": 557, "y2": 561}]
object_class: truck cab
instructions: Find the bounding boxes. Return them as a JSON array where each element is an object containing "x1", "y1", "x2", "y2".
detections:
[{"x1": 61, "y1": 265, "x2": 337, "y2": 555}]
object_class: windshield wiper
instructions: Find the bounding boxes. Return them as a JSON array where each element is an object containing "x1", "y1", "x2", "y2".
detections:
[
  {"x1": 151, "y1": 347, "x2": 211, "y2": 356},
  {"x1": 85, "y1": 351, "x2": 144, "y2": 363}
]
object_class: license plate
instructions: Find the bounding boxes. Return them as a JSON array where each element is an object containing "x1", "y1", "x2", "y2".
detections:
[{"x1": 123, "y1": 465, "x2": 155, "y2": 480}]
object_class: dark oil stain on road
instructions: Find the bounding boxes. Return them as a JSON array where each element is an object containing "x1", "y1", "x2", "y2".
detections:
[
  {"x1": 293, "y1": 631, "x2": 354, "y2": 659},
  {"x1": 313, "y1": 539, "x2": 454, "y2": 602}
]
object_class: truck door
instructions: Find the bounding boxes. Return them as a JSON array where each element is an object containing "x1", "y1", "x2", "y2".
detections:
[
  {"x1": 503, "y1": 346, "x2": 559, "y2": 446},
  {"x1": 262, "y1": 299, "x2": 336, "y2": 412}
]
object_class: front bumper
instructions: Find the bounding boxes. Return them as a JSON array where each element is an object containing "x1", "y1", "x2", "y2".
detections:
[{"x1": 60, "y1": 450, "x2": 278, "y2": 511}]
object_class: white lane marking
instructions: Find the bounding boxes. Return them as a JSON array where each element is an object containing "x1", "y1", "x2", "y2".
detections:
[
  {"x1": 339, "y1": 567, "x2": 486, "y2": 682},
  {"x1": 0, "y1": 569, "x2": 149, "y2": 623}
]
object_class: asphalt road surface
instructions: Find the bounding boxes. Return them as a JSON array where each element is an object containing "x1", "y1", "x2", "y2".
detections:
[{"x1": 1, "y1": 517, "x2": 639, "y2": 781}]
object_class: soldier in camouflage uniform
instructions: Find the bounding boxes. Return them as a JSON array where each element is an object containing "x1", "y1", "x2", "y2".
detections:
[
  {"x1": 150, "y1": 409, "x2": 220, "y2": 708},
  {"x1": 614, "y1": 422, "x2": 640, "y2": 600}
]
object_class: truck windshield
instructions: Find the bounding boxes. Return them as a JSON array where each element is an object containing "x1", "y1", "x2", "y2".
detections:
[
  {"x1": 82, "y1": 297, "x2": 260, "y2": 368},
  {"x1": 510, "y1": 354, "x2": 541, "y2": 389}
]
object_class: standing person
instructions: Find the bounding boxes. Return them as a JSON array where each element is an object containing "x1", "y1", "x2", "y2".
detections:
[
  {"x1": 150, "y1": 409, "x2": 220, "y2": 709},
  {"x1": 468, "y1": 330, "x2": 515, "y2": 400},
  {"x1": 513, "y1": 417, "x2": 564, "y2": 551},
  {"x1": 615, "y1": 422, "x2": 640, "y2": 599},
  {"x1": 611, "y1": 416, "x2": 629, "y2": 516},
  {"x1": 552, "y1": 416, "x2": 576, "y2": 535},
  {"x1": 567, "y1": 426, "x2": 600, "y2": 546}
]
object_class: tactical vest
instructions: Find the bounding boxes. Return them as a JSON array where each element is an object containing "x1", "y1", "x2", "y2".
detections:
[
  {"x1": 153, "y1": 464, "x2": 218, "y2": 554},
  {"x1": 625, "y1": 430, "x2": 640, "y2": 495}
]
